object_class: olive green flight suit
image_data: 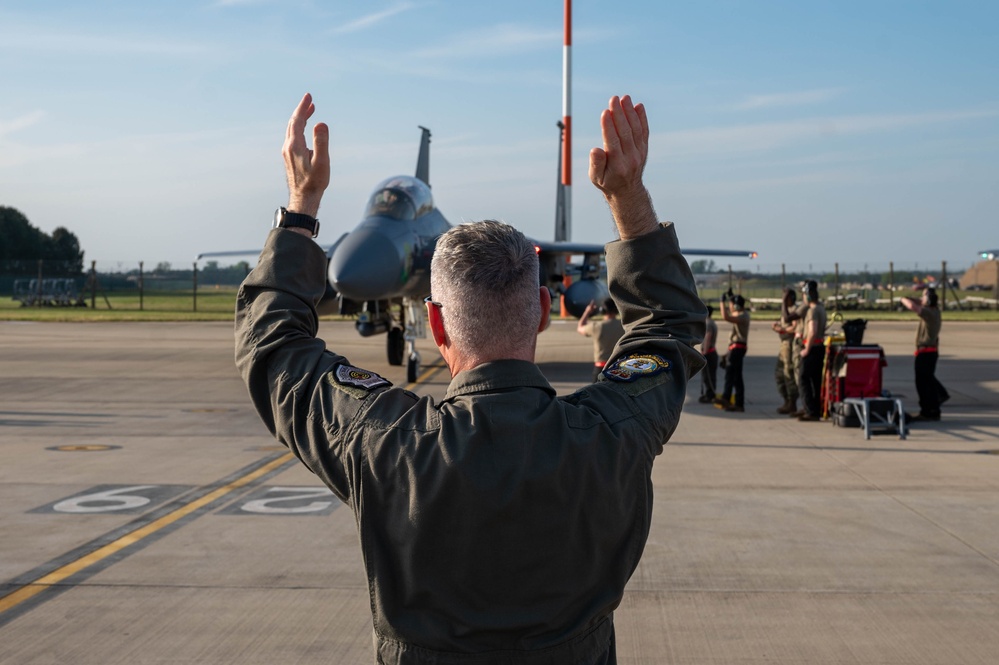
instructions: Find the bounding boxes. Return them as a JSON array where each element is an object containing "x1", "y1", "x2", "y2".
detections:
[{"x1": 235, "y1": 223, "x2": 705, "y2": 665}]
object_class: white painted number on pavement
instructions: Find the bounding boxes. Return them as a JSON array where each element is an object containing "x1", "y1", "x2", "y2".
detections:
[
  {"x1": 240, "y1": 486, "x2": 334, "y2": 514},
  {"x1": 52, "y1": 485, "x2": 156, "y2": 513}
]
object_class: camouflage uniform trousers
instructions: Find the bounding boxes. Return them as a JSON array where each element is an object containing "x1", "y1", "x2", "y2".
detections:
[
  {"x1": 775, "y1": 338, "x2": 799, "y2": 403},
  {"x1": 790, "y1": 338, "x2": 804, "y2": 402}
]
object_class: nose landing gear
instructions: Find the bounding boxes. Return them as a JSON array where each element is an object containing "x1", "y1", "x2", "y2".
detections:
[
  {"x1": 407, "y1": 350, "x2": 421, "y2": 383},
  {"x1": 404, "y1": 299, "x2": 425, "y2": 383}
]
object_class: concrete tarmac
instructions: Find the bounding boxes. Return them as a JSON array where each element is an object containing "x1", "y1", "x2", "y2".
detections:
[{"x1": 1, "y1": 318, "x2": 997, "y2": 664}]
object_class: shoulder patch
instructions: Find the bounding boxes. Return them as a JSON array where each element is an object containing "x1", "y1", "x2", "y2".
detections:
[
  {"x1": 331, "y1": 364, "x2": 391, "y2": 391},
  {"x1": 602, "y1": 353, "x2": 671, "y2": 383}
]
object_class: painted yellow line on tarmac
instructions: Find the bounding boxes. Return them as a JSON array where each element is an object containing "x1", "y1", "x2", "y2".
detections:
[
  {"x1": 0, "y1": 452, "x2": 294, "y2": 616},
  {"x1": 405, "y1": 362, "x2": 448, "y2": 390}
]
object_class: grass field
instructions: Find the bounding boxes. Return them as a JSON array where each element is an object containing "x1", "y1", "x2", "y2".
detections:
[
  {"x1": 2, "y1": 287, "x2": 998, "y2": 322},
  {"x1": 0, "y1": 289, "x2": 240, "y2": 322}
]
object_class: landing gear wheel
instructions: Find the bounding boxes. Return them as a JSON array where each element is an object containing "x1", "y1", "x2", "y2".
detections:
[
  {"x1": 407, "y1": 352, "x2": 421, "y2": 383},
  {"x1": 387, "y1": 327, "x2": 405, "y2": 366}
]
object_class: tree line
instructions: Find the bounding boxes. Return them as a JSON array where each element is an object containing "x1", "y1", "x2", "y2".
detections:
[
  {"x1": 0, "y1": 205, "x2": 958, "y2": 290},
  {"x1": 0, "y1": 206, "x2": 84, "y2": 276}
]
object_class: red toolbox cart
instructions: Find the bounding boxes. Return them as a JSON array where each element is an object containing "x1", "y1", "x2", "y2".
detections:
[{"x1": 823, "y1": 343, "x2": 906, "y2": 439}]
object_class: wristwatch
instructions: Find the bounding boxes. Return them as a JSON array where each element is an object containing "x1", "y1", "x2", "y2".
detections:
[{"x1": 273, "y1": 207, "x2": 320, "y2": 238}]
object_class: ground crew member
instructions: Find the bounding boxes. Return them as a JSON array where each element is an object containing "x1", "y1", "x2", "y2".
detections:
[
  {"x1": 900, "y1": 287, "x2": 949, "y2": 420},
  {"x1": 771, "y1": 288, "x2": 799, "y2": 414},
  {"x1": 235, "y1": 93, "x2": 706, "y2": 664},
  {"x1": 798, "y1": 280, "x2": 826, "y2": 421},
  {"x1": 577, "y1": 297, "x2": 625, "y2": 381},
  {"x1": 715, "y1": 290, "x2": 749, "y2": 412},
  {"x1": 698, "y1": 304, "x2": 719, "y2": 403},
  {"x1": 782, "y1": 285, "x2": 810, "y2": 417}
]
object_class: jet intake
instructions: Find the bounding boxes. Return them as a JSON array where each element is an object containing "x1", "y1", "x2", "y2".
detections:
[{"x1": 563, "y1": 279, "x2": 610, "y2": 319}]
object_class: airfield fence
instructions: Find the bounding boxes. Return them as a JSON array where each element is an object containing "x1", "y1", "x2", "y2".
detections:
[
  {"x1": 695, "y1": 259, "x2": 998, "y2": 312},
  {"x1": 2, "y1": 258, "x2": 997, "y2": 313},
  {"x1": 0, "y1": 259, "x2": 250, "y2": 313}
]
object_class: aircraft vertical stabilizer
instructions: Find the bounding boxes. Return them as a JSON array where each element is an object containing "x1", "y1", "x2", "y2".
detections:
[{"x1": 416, "y1": 126, "x2": 431, "y2": 186}]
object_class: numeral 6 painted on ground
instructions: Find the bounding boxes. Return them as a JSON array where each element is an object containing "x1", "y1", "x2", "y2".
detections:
[
  {"x1": 239, "y1": 486, "x2": 335, "y2": 514},
  {"x1": 52, "y1": 485, "x2": 157, "y2": 513}
]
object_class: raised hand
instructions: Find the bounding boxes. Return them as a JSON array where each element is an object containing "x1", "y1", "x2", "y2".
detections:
[
  {"x1": 282, "y1": 93, "x2": 330, "y2": 219},
  {"x1": 588, "y1": 95, "x2": 657, "y2": 240}
]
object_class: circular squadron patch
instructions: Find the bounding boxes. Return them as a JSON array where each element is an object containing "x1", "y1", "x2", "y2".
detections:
[
  {"x1": 333, "y1": 364, "x2": 391, "y2": 390},
  {"x1": 602, "y1": 353, "x2": 670, "y2": 382}
]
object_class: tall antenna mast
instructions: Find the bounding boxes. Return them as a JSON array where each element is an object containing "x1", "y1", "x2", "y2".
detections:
[{"x1": 559, "y1": 0, "x2": 572, "y2": 242}]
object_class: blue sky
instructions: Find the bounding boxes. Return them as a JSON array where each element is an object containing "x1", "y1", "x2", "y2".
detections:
[{"x1": 1, "y1": 1, "x2": 996, "y2": 273}]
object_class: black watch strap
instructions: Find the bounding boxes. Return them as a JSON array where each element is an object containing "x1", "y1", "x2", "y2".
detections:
[{"x1": 273, "y1": 207, "x2": 320, "y2": 238}]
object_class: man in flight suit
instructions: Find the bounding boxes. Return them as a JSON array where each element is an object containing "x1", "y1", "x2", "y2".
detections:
[{"x1": 235, "y1": 93, "x2": 705, "y2": 664}]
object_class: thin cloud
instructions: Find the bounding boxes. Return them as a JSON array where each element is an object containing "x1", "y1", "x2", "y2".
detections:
[
  {"x1": 0, "y1": 29, "x2": 207, "y2": 56},
  {"x1": 211, "y1": 0, "x2": 266, "y2": 6},
  {"x1": 655, "y1": 107, "x2": 999, "y2": 158},
  {"x1": 411, "y1": 23, "x2": 561, "y2": 59},
  {"x1": 0, "y1": 111, "x2": 46, "y2": 139},
  {"x1": 676, "y1": 169, "x2": 862, "y2": 196},
  {"x1": 210, "y1": 0, "x2": 266, "y2": 7},
  {"x1": 332, "y1": 2, "x2": 418, "y2": 35},
  {"x1": 735, "y1": 88, "x2": 847, "y2": 111}
]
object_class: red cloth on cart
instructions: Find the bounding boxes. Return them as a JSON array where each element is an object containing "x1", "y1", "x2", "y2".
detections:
[{"x1": 842, "y1": 345, "x2": 886, "y2": 398}]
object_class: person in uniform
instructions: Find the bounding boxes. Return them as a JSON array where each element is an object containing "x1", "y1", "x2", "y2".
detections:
[
  {"x1": 771, "y1": 288, "x2": 800, "y2": 414},
  {"x1": 698, "y1": 304, "x2": 719, "y2": 403},
  {"x1": 235, "y1": 93, "x2": 706, "y2": 664},
  {"x1": 797, "y1": 280, "x2": 827, "y2": 421},
  {"x1": 577, "y1": 297, "x2": 626, "y2": 381},
  {"x1": 781, "y1": 285, "x2": 810, "y2": 417},
  {"x1": 900, "y1": 287, "x2": 948, "y2": 420},
  {"x1": 714, "y1": 290, "x2": 749, "y2": 412}
]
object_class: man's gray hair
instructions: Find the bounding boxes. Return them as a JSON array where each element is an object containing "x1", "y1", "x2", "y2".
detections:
[{"x1": 431, "y1": 221, "x2": 541, "y2": 358}]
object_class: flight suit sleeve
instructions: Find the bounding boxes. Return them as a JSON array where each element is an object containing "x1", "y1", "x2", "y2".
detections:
[
  {"x1": 604, "y1": 223, "x2": 706, "y2": 377},
  {"x1": 595, "y1": 223, "x2": 706, "y2": 444},
  {"x1": 234, "y1": 229, "x2": 386, "y2": 501}
]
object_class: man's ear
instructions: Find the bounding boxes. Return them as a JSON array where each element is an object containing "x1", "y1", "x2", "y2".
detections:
[
  {"x1": 428, "y1": 301, "x2": 448, "y2": 347},
  {"x1": 538, "y1": 286, "x2": 552, "y2": 332}
]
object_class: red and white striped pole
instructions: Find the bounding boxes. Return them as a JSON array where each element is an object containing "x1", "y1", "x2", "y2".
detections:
[{"x1": 561, "y1": 0, "x2": 572, "y2": 240}]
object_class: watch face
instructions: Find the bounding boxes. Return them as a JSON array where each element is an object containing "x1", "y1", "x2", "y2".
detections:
[{"x1": 273, "y1": 207, "x2": 285, "y2": 228}]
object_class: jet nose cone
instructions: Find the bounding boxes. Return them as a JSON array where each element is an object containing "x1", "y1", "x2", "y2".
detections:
[{"x1": 330, "y1": 228, "x2": 404, "y2": 301}]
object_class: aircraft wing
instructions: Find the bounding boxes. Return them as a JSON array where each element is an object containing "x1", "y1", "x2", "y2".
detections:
[
  {"x1": 195, "y1": 249, "x2": 264, "y2": 261},
  {"x1": 979, "y1": 249, "x2": 999, "y2": 260},
  {"x1": 532, "y1": 240, "x2": 757, "y2": 259},
  {"x1": 532, "y1": 240, "x2": 604, "y2": 255},
  {"x1": 196, "y1": 239, "x2": 343, "y2": 262},
  {"x1": 533, "y1": 238, "x2": 756, "y2": 318},
  {"x1": 681, "y1": 248, "x2": 758, "y2": 258}
]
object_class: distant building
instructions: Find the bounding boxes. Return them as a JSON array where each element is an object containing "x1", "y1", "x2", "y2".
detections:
[{"x1": 960, "y1": 259, "x2": 999, "y2": 290}]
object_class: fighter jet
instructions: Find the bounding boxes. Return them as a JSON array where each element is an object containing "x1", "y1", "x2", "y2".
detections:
[
  {"x1": 202, "y1": 2, "x2": 757, "y2": 381},
  {"x1": 201, "y1": 126, "x2": 755, "y2": 383}
]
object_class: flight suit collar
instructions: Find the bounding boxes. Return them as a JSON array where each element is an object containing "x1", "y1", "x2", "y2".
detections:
[{"x1": 443, "y1": 359, "x2": 557, "y2": 402}]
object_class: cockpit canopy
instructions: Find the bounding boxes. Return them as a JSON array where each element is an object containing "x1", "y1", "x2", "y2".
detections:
[{"x1": 364, "y1": 176, "x2": 434, "y2": 221}]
